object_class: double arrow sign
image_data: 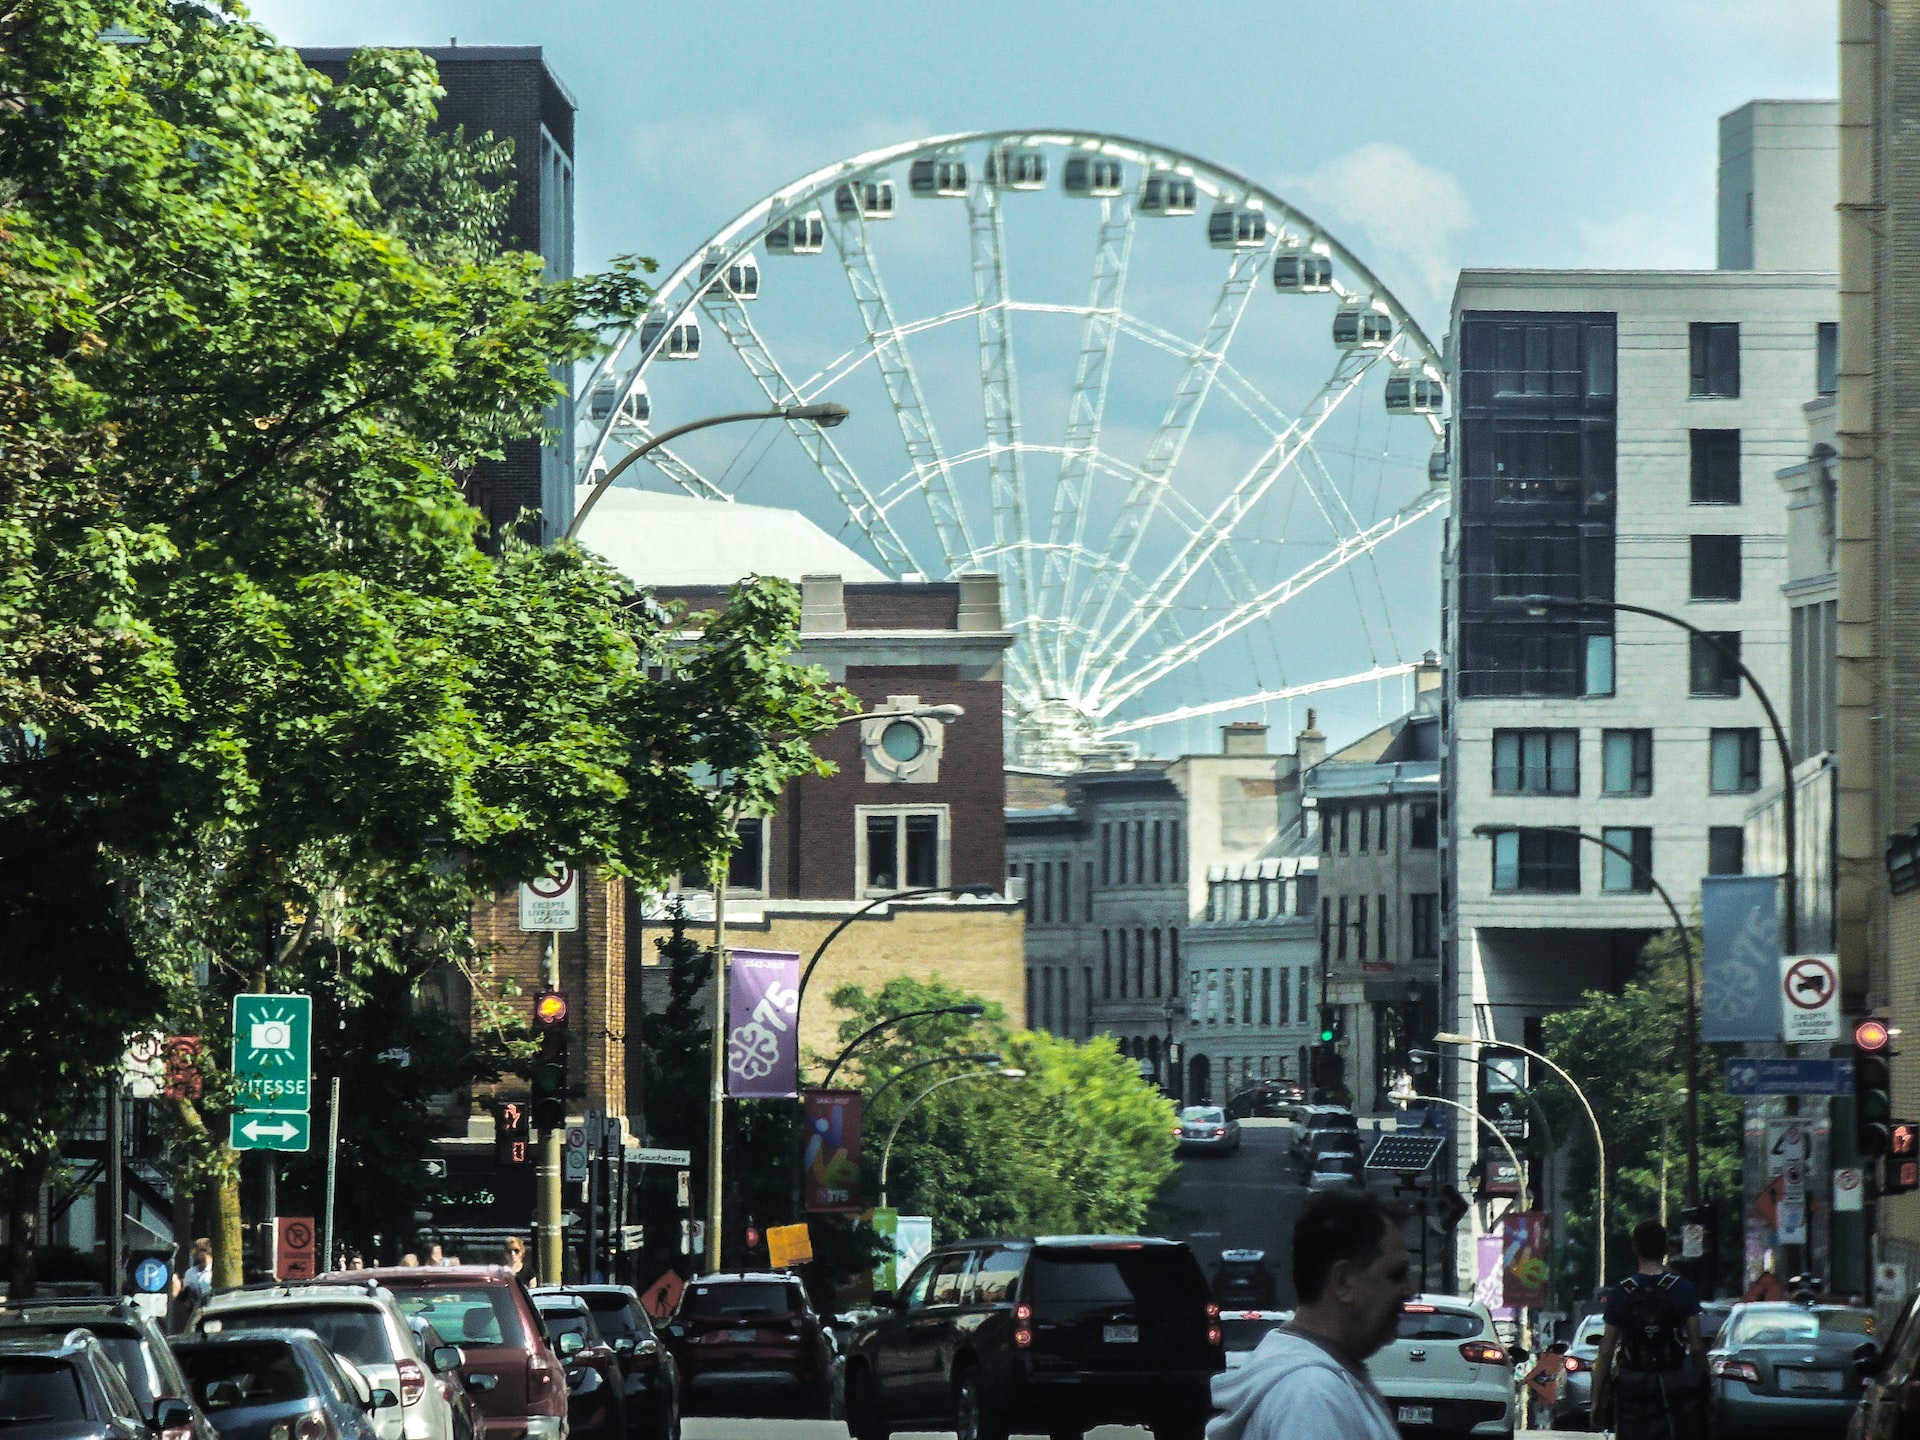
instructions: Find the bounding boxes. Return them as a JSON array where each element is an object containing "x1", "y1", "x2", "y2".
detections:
[{"x1": 229, "y1": 995, "x2": 313, "y2": 1153}]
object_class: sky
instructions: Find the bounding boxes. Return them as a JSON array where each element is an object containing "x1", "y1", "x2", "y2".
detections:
[{"x1": 251, "y1": 0, "x2": 1840, "y2": 755}]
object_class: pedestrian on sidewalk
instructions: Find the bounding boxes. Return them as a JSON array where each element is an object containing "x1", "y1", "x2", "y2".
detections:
[
  {"x1": 1207, "y1": 1189, "x2": 1414, "y2": 1440},
  {"x1": 167, "y1": 1238, "x2": 214, "y2": 1334},
  {"x1": 1590, "y1": 1218, "x2": 1709, "y2": 1439}
]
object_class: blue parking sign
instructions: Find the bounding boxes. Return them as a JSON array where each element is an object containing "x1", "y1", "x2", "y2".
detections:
[{"x1": 132, "y1": 1257, "x2": 170, "y2": 1294}]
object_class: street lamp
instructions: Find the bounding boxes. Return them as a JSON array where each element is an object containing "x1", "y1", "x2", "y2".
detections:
[
  {"x1": 1497, "y1": 593, "x2": 1798, "y2": 950},
  {"x1": 566, "y1": 401, "x2": 850, "y2": 542},
  {"x1": 1162, "y1": 995, "x2": 1184, "y2": 1103},
  {"x1": 1434, "y1": 1031, "x2": 1610, "y2": 1300},
  {"x1": 879, "y1": 1068, "x2": 1026, "y2": 1208},
  {"x1": 1388, "y1": 1084, "x2": 1531, "y2": 1212},
  {"x1": 821, "y1": 1004, "x2": 987, "y2": 1088},
  {"x1": 797, "y1": 877, "x2": 993, "y2": 1007},
  {"x1": 868, "y1": 1052, "x2": 1003, "y2": 1110},
  {"x1": 1472, "y1": 822, "x2": 1701, "y2": 1211}
]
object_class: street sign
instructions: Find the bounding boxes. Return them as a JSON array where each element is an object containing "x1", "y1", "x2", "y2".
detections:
[
  {"x1": 229, "y1": 1111, "x2": 310, "y2": 1150},
  {"x1": 124, "y1": 1032, "x2": 166, "y2": 1098},
  {"x1": 1724, "y1": 1056, "x2": 1855, "y2": 1096},
  {"x1": 1835, "y1": 1167, "x2": 1865, "y2": 1212},
  {"x1": 518, "y1": 866, "x2": 581, "y2": 932},
  {"x1": 583, "y1": 1109, "x2": 604, "y2": 1151},
  {"x1": 767, "y1": 1222, "x2": 813, "y2": 1269},
  {"x1": 676, "y1": 1170, "x2": 690, "y2": 1208},
  {"x1": 1767, "y1": 1120, "x2": 1814, "y2": 1175},
  {"x1": 1778, "y1": 1194, "x2": 1808, "y2": 1244},
  {"x1": 619, "y1": 1225, "x2": 645, "y2": 1253},
  {"x1": 603, "y1": 1118, "x2": 623, "y2": 1150},
  {"x1": 131, "y1": 1256, "x2": 171, "y2": 1294},
  {"x1": 1780, "y1": 955, "x2": 1842, "y2": 1042},
  {"x1": 635, "y1": 1147, "x2": 692, "y2": 1168},
  {"x1": 1682, "y1": 1222, "x2": 1706, "y2": 1259},
  {"x1": 421, "y1": 1159, "x2": 448, "y2": 1178},
  {"x1": 275, "y1": 1216, "x2": 317, "y2": 1280}
]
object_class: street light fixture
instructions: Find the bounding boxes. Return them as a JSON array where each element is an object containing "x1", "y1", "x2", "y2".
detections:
[
  {"x1": 1387, "y1": 1084, "x2": 1531, "y2": 1211},
  {"x1": 1433, "y1": 1031, "x2": 1610, "y2": 1299},
  {"x1": 868, "y1": 1052, "x2": 1003, "y2": 1110},
  {"x1": 566, "y1": 401, "x2": 851, "y2": 542},
  {"x1": 821, "y1": 1004, "x2": 987, "y2": 1087},
  {"x1": 879, "y1": 1067, "x2": 1026, "y2": 1208}
]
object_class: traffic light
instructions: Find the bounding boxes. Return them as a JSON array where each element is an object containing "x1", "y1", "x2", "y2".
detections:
[
  {"x1": 532, "y1": 990, "x2": 570, "y2": 1132},
  {"x1": 1855, "y1": 1016, "x2": 1893, "y2": 1156},
  {"x1": 1889, "y1": 1120, "x2": 1920, "y2": 1195},
  {"x1": 1318, "y1": 1005, "x2": 1339, "y2": 1045},
  {"x1": 495, "y1": 1100, "x2": 529, "y2": 1167}
]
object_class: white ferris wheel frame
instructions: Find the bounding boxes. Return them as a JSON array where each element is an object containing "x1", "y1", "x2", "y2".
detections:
[{"x1": 574, "y1": 129, "x2": 1449, "y2": 766}]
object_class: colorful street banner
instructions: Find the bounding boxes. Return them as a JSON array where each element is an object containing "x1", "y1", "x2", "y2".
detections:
[
  {"x1": 726, "y1": 949, "x2": 801, "y2": 1098},
  {"x1": 869, "y1": 1208, "x2": 899, "y2": 1290},
  {"x1": 1501, "y1": 1211, "x2": 1549, "y2": 1310},
  {"x1": 1700, "y1": 875, "x2": 1781, "y2": 1042},
  {"x1": 802, "y1": 1088, "x2": 865, "y2": 1213},
  {"x1": 1474, "y1": 1233, "x2": 1513, "y2": 1320}
]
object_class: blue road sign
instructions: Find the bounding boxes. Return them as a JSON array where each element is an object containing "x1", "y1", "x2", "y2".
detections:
[
  {"x1": 132, "y1": 1257, "x2": 171, "y2": 1294},
  {"x1": 1724, "y1": 1056, "x2": 1856, "y2": 1097}
]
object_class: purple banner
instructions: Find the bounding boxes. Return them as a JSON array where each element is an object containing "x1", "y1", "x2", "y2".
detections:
[{"x1": 727, "y1": 949, "x2": 801, "y2": 1098}]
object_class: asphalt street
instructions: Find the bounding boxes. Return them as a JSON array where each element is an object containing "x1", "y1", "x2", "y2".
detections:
[{"x1": 682, "y1": 1420, "x2": 1563, "y2": 1438}]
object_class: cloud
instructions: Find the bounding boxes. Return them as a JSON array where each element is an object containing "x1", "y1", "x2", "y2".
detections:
[
  {"x1": 623, "y1": 110, "x2": 935, "y2": 217},
  {"x1": 1574, "y1": 211, "x2": 1712, "y2": 271},
  {"x1": 1289, "y1": 142, "x2": 1473, "y2": 304}
]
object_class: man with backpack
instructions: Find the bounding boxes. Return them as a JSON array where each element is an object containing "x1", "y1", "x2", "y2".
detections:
[{"x1": 1590, "y1": 1219, "x2": 1710, "y2": 1438}]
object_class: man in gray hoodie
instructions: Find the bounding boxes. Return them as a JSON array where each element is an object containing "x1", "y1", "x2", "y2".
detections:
[{"x1": 1207, "y1": 1190, "x2": 1413, "y2": 1440}]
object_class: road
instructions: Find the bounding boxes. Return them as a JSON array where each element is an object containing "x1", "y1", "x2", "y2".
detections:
[{"x1": 682, "y1": 1422, "x2": 1562, "y2": 1439}]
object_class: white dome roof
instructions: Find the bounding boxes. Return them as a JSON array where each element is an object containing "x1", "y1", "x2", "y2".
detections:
[{"x1": 575, "y1": 486, "x2": 886, "y2": 587}]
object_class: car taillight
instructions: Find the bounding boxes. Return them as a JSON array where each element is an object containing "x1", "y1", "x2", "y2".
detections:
[
  {"x1": 1206, "y1": 1302, "x2": 1221, "y2": 1319},
  {"x1": 1562, "y1": 1356, "x2": 1585, "y2": 1374},
  {"x1": 528, "y1": 1351, "x2": 556, "y2": 1402},
  {"x1": 1208, "y1": 1325, "x2": 1223, "y2": 1346},
  {"x1": 1172, "y1": 1124, "x2": 1183, "y2": 1135},
  {"x1": 1712, "y1": 1357, "x2": 1761, "y2": 1385},
  {"x1": 396, "y1": 1357, "x2": 427, "y2": 1407},
  {"x1": 1212, "y1": 1128, "x2": 1227, "y2": 1137},
  {"x1": 1015, "y1": 1303, "x2": 1032, "y2": 1322},
  {"x1": 1460, "y1": 1340, "x2": 1509, "y2": 1366},
  {"x1": 1014, "y1": 1326, "x2": 1032, "y2": 1348}
]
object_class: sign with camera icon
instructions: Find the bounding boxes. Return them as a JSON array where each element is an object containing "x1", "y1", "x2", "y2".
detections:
[{"x1": 230, "y1": 994, "x2": 312, "y2": 1151}]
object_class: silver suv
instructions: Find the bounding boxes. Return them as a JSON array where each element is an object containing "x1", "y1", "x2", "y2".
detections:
[{"x1": 193, "y1": 1282, "x2": 465, "y2": 1440}]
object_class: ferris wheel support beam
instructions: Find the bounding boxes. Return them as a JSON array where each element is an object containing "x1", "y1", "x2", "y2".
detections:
[
  {"x1": 699, "y1": 295, "x2": 921, "y2": 577},
  {"x1": 1040, "y1": 193, "x2": 1136, "y2": 687},
  {"x1": 1094, "y1": 486, "x2": 1449, "y2": 715},
  {"x1": 966, "y1": 185, "x2": 1043, "y2": 688},
  {"x1": 598, "y1": 431, "x2": 733, "y2": 504},
  {"x1": 831, "y1": 214, "x2": 983, "y2": 576},
  {"x1": 1096, "y1": 662, "x2": 1422, "y2": 740},
  {"x1": 1068, "y1": 241, "x2": 1270, "y2": 689},
  {"x1": 1087, "y1": 348, "x2": 1387, "y2": 685}
]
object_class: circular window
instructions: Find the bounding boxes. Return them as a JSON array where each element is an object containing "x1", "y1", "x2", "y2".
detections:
[{"x1": 880, "y1": 719, "x2": 926, "y2": 763}]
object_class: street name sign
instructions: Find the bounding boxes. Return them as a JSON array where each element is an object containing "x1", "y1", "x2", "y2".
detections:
[
  {"x1": 1779, "y1": 955, "x2": 1841, "y2": 1042},
  {"x1": 1724, "y1": 1056, "x2": 1855, "y2": 1096},
  {"x1": 231, "y1": 994, "x2": 311, "y2": 1152},
  {"x1": 635, "y1": 1147, "x2": 692, "y2": 1168}
]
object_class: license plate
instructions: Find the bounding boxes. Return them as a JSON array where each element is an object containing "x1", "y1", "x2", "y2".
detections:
[
  {"x1": 728, "y1": 1328, "x2": 758, "y2": 1343},
  {"x1": 1396, "y1": 1405, "x2": 1433, "y2": 1425},
  {"x1": 1787, "y1": 1369, "x2": 1841, "y2": 1392},
  {"x1": 1102, "y1": 1324, "x2": 1139, "y2": 1344}
]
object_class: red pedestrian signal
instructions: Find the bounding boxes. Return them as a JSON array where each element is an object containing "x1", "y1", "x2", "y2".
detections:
[{"x1": 1894, "y1": 1121, "x2": 1919, "y2": 1160}]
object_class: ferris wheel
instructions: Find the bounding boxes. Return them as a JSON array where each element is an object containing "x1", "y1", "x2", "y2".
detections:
[{"x1": 576, "y1": 130, "x2": 1448, "y2": 769}]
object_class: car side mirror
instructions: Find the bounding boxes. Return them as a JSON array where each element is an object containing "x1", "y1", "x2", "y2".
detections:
[
  {"x1": 557, "y1": 1331, "x2": 585, "y2": 1358},
  {"x1": 429, "y1": 1345, "x2": 464, "y2": 1374},
  {"x1": 462, "y1": 1374, "x2": 498, "y2": 1394},
  {"x1": 368, "y1": 1389, "x2": 399, "y2": 1412},
  {"x1": 153, "y1": 1399, "x2": 195, "y2": 1432},
  {"x1": 612, "y1": 1337, "x2": 635, "y2": 1354},
  {"x1": 665, "y1": 1323, "x2": 685, "y2": 1340}
]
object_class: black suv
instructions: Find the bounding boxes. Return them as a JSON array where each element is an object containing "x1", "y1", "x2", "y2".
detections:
[
  {"x1": 843, "y1": 1236, "x2": 1221, "y2": 1440},
  {"x1": 0, "y1": 1330, "x2": 195, "y2": 1440},
  {"x1": 0, "y1": 1296, "x2": 216, "y2": 1440}
]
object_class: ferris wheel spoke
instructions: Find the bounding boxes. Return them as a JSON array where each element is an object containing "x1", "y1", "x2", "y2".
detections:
[
  {"x1": 829, "y1": 215, "x2": 985, "y2": 575},
  {"x1": 966, "y1": 185, "x2": 1044, "y2": 688},
  {"x1": 1095, "y1": 663, "x2": 1422, "y2": 740},
  {"x1": 1093, "y1": 486, "x2": 1448, "y2": 714},
  {"x1": 700, "y1": 295, "x2": 921, "y2": 577},
  {"x1": 598, "y1": 431, "x2": 733, "y2": 504},
  {"x1": 1040, "y1": 193, "x2": 1136, "y2": 688},
  {"x1": 1067, "y1": 242, "x2": 1270, "y2": 690}
]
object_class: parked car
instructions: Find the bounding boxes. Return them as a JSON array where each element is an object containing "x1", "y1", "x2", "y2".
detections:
[
  {"x1": 324, "y1": 1268, "x2": 567, "y2": 1440},
  {"x1": 1708, "y1": 1301, "x2": 1877, "y2": 1439},
  {"x1": 170, "y1": 1329, "x2": 394, "y2": 1440},
  {"x1": 1548, "y1": 1312, "x2": 1606, "y2": 1430},
  {"x1": 1211, "y1": 1251, "x2": 1277, "y2": 1309},
  {"x1": 1288, "y1": 1105, "x2": 1358, "y2": 1138},
  {"x1": 0, "y1": 1330, "x2": 194, "y2": 1440},
  {"x1": 1851, "y1": 1284, "x2": 1920, "y2": 1440},
  {"x1": 841, "y1": 1234, "x2": 1222, "y2": 1440},
  {"x1": 1305, "y1": 1152, "x2": 1366, "y2": 1191},
  {"x1": 661, "y1": 1272, "x2": 830, "y2": 1415},
  {"x1": 1174, "y1": 1106, "x2": 1241, "y2": 1155},
  {"x1": 191, "y1": 1282, "x2": 457, "y2": 1440},
  {"x1": 1288, "y1": 1113, "x2": 1358, "y2": 1164},
  {"x1": 401, "y1": 1320, "x2": 484, "y2": 1440},
  {"x1": 1218, "y1": 1311, "x2": 1292, "y2": 1373},
  {"x1": 1224, "y1": 1082, "x2": 1301, "y2": 1119},
  {"x1": 1369, "y1": 1294, "x2": 1517, "y2": 1439},
  {"x1": 531, "y1": 1287, "x2": 677, "y2": 1440},
  {"x1": 527, "y1": 1295, "x2": 620, "y2": 1440},
  {"x1": 1294, "y1": 1129, "x2": 1365, "y2": 1178},
  {"x1": 0, "y1": 1294, "x2": 219, "y2": 1440},
  {"x1": 1698, "y1": 1300, "x2": 1734, "y2": 1348}
]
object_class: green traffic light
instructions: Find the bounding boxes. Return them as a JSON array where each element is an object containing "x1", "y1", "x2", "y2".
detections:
[{"x1": 1319, "y1": 1029, "x2": 1335, "y2": 1043}]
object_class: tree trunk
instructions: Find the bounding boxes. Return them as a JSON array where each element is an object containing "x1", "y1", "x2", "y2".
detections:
[
  {"x1": 5, "y1": 1154, "x2": 50, "y2": 1300},
  {"x1": 213, "y1": 1166, "x2": 244, "y2": 1289}
]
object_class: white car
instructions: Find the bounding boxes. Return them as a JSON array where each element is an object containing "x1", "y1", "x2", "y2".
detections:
[
  {"x1": 194, "y1": 1281, "x2": 465, "y2": 1440},
  {"x1": 1219, "y1": 1310, "x2": 1292, "y2": 1371},
  {"x1": 1369, "y1": 1294, "x2": 1517, "y2": 1438},
  {"x1": 1175, "y1": 1105, "x2": 1242, "y2": 1154}
]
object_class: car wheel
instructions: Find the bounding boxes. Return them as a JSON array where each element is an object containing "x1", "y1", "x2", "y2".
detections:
[
  {"x1": 846, "y1": 1366, "x2": 891, "y2": 1440},
  {"x1": 953, "y1": 1366, "x2": 1009, "y2": 1440}
]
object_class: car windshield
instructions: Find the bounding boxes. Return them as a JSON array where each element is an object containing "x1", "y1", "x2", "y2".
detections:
[
  {"x1": 176, "y1": 1342, "x2": 314, "y2": 1411},
  {"x1": 393, "y1": 1288, "x2": 523, "y2": 1348},
  {"x1": 1221, "y1": 1315, "x2": 1289, "y2": 1352},
  {"x1": 579, "y1": 1297, "x2": 643, "y2": 1340},
  {"x1": 1726, "y1": 1307, "x2": 1873, "y2": 1347},
  {"x1": 1180, "y1": 1108, "x2": 1225, "y2": 1125},
  {"x1": 208, "y1": 1306, "x2": 392, "y2": 1369},
  {"x1": 1026, "y1": 1248, "x2": 1209, "y2": 1310},
  {"x1": 536, "y1": 1309, "x2": 593, "y2": 1342},
  {"x1": 1398, "y1": 1308, "x2": 1484, "y2": 1341},
  {"x1": 680, "y1": 1283, "x2": 797, "y2": 1320},
  {"x1": 0, "y1": 1358, "x2": 87, "y2": 1423}
]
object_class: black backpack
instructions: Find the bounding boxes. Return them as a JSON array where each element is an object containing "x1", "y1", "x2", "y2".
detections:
[{"x1": 1614, "y1": 1272, "x2": 1688, "y2": 1371}]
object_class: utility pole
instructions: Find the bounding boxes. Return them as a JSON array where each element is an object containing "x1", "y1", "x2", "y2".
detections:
[
  {"x1": 104, "y1": 1084, "x2": 124, "y2": 1293},
  {"x1": 705, "y1": 856, "x2": 728, "y2": 1275},
  {"x1": 538, "y1": 930, "x2": 564, "y2": 1286}
]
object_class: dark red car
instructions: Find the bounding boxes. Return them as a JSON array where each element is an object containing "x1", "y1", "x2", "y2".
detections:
[
  {"x1": 320, "y1": 1268, "x2": 566, "y2": 1440},
  {"x1": 663, "y1": 1272, "x2": 831, "y2": 1415}
]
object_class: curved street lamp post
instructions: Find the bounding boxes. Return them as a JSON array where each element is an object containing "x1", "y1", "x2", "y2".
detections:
[{"x1": 879, "y1": 1067, "x2": 1027, "y2": 1209}]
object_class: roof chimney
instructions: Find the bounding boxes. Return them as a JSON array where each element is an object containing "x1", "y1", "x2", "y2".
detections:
[
  {"x1": 1221, "y1": 721, "x2": 1269, "y2": 756},
  {"x1": 1295, "y1": 707, "x2": 1327, "y2": 770},
  {"x1": 956, "y1": 572, "x2": 1002, "y2": 632},
  {"x1": 1414, "y1": 650, "x2": 1442, "y2": 712},
  {"x1": 799, "y1": 574, "x2": 846, "y2": 633}
]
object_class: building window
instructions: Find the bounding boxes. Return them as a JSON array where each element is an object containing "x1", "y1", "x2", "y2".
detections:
[
  {"x1": 858, "y1": 807, "x2": 946, "y2": 895},
  {"x1": 1600, "y1": 826, "x2": 1653, "y2": 892},
  {"x1": 1298, "y1": 968, "x2": 1310, "y2": 1021},
  {"x1": 1100, "y1": 823, "x2": 1112, "y2": 885},
  {"x1": 1152, "y1": 820, "x2": 1164, "y2": 884},
  {"x1": 1336, "y1": 896, "x2": 1349, "y2": 960},
  {"x1": 1689, "y1": 631, "x2": 1742, "y2": 697},
  {"x1": 1102, "y1": 932, "x2": 1112, "y2": 999},
  {"x1": 1817, "y1": 322, "x2": 1838, "y2": 396},
  {"x1": 1358, "y1": 807, "x2": 1371, "y2": 854},
  {"x1": 1319, "y1": 897, "x2": 1330, "y2": 964},
  {"x1": 1134, "y1": 821, "x2": 1146, "y2": 884},
  {"x1": 1116, "y1": 822, "x2": 1129, "y2": 884},
  {"x1": 1709, "y1": 728, "x2": 1762, "y2": 793},
  {"x1": 1039, "y1": 861, "x2": 1053, "y2": 924},
  {"x1": 1135, "y1": 928, "x2": 1147, "y2": 996},
  {"x1": 1042, "y1": 969, "x2": 1054, "y2": 1033},
  {"x1": 1378, "y1": 805, "x2": 1391, "y2": 852},
  {"x1": 1241, "y1": 969, "x2": 1253, "y2": 1025},
  {"x1": 1223, "y1": 970, "x2": 1236, "y2": 1026},
  {"x1": 1169, "y1": 928, "x2": 1180, "y2": 994},
  {"x1": 1708, "y1": 826, "x2": 1746, "y2": 875},
  {"x1": 1321, "y1": 809, "x2": 1333, "y2": 853},
  {"x1": 1492, "y1": 728, "x2": 1580, "y2": 795},
  {"x1": 1690, "y1": 534, "x2": 1742, "y2": 601},
  {"x1": 1408, "y1": 801, "x2": 1438, "y2": 849},
  {"x1": 1356, "y1": 896, "x2": 1369, "y2": 962},
  {"x1": 1058, "y1": 861, "x2": 1071, "y2": 923},
  {"x1": 1084, "y1": 862, "x2": 1094, "y2": 922},
  {"x1": 1601, "y1": 729, "x2": 1654, "y2": 796},
  {"x1": 1260, "y1": 969, "x2": 1272, "y2": 1026},
  {"x1": 1377, "y1": 891, "x2": 1388, "y2": 958},
  {"x1": 1689, "y1": 322, "x2": 1740, "y2": 398},
  {"x1": 1171, "y1": 819, "x2": 1183, "y2": 882},
  {"x1": 1491, "y1": 829, "x2": 1581, "y2": 893},
  {"x1": 1338, "y1": 807, "x2": 1350, "y2": 853},
  {"x1": 1083, "y1": 967, "x2": 1093, "y2": 1034},
  {"x1": 1586, "y1": 634, "x2": 1616, "y2": 697},
  {"x1": 1279, "y1": 966, "x2": 1291, "y2": 1024},
  {"x1": 1411, "y1": 894, "x2": 1439, "y2": 959},
  {"x1": 1152, "y1": 929, "x2": 1164, "y2": 997},
  {"x1": 730, "y1": 817, "x2": 769, "y2": 892},
  {"x1": 1690, "y1": 430, "x2": 1741, "y2": 505}
]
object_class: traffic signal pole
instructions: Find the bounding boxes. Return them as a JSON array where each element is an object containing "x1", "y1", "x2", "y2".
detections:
[
  {"x1": 705, "y1": 855, "x2": 728, "y2": 1276},
  {"x1": 538, "y1": 932, "x2": 563, "y2": 1286}
]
